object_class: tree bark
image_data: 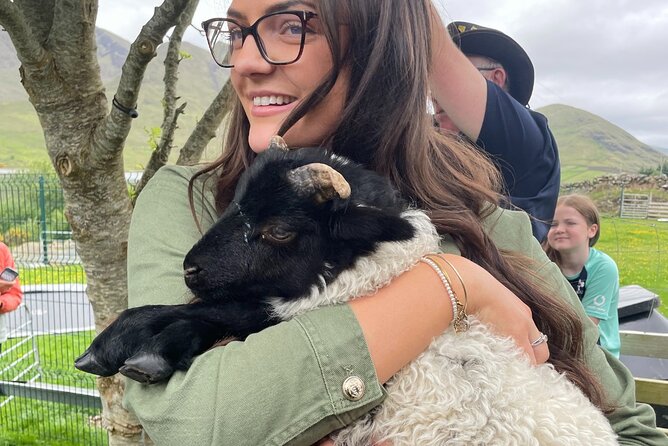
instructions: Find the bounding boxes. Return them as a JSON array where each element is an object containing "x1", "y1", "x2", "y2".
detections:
[{"x1": 0, "y1": 0, "x2": 194, "y2": 444}]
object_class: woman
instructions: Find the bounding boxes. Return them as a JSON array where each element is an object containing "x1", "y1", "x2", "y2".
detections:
[
  {"x1": 122, "y1": 1, "x2": 663, "y2": 444},
  {"x1": 545, "y1": 194, "x2": 621, "y2": 358}
]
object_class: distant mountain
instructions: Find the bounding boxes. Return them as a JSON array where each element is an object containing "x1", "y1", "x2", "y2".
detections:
[
  {"x1": 1, "y1": 33, "x2": 663, "y2": 179},
  {"x1": 537, "y1": 104, "x2": 664, "y2": 183},
  {"x1": 654, "y1": 146, "x2": 668, "y2": 156},
  {"x1": 0, "y1": 28, "x2": 228, "y2": 170}
]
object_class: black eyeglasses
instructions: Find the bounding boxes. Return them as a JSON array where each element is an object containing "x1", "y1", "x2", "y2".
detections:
[{"x1": 202, "y1": 11, "x2": 319, "y2": 68}]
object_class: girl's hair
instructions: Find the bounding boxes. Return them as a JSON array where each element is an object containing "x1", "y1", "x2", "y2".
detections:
[
  {"x1": 544, "y1": 194, "x2": 602, "y2": 265},
  {"x1": 191, "y1": 0, "x2": 609, "y2": 410}
]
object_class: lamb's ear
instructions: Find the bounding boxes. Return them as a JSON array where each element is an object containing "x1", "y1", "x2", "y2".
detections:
[{"x1": 331, "y1": 206, "x2": 415, "y2": 243}]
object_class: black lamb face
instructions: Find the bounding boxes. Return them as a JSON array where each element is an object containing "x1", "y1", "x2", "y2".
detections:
[{"x1": 183, "y1": 147, "x2": 415, "y2": 303}]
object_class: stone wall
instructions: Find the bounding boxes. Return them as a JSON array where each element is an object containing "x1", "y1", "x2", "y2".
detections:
[{"x1": 560, "y1": 174, "x2": 668, "y2": 216}]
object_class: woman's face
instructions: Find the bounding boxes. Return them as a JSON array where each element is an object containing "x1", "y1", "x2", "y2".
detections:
[
  {"x1": 227, "y1": 0, "x2": 348, "y2": 152},
  {"x1": 547, "y1": 205, "x2": 598, "y2": 253}
]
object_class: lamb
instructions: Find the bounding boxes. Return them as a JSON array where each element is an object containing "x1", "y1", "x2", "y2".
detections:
[{"x1": 76, "y1": 141, "x2": 617, "y2": 445}]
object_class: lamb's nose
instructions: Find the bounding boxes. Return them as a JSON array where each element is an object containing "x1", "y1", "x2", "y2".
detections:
[
  {"x1": 183, "y1": 265, "x2": 204, "y2": 288},
  {"x1": 184, "y1": 265, "x2": 201, "y2": 279}
]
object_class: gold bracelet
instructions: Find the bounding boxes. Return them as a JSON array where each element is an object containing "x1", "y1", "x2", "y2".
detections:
[
  {"x1": 436, "y1": 254, "x2": 470, "y2": 333},
  {"x1": 420, "y1": 254, "x2": 468, "y2": 333}
]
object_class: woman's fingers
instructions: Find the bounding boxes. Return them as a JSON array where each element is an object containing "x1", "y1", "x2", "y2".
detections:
[{"x1": 531, "y1": 336, "x2": 550, "y2": 364}]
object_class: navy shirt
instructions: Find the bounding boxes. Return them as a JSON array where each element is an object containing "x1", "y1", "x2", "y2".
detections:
[{"x1": 476, "y1": 81, "x2": 560, "y2": 242}]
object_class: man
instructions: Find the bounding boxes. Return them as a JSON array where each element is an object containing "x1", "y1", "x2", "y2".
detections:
[{"x1": 431, "y1": 21, "x2": 560, "y2": 242}]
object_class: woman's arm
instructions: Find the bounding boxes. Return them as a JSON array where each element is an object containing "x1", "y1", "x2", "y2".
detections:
[
  {"x1": 352, "y1": 254, "x2": 548, "y2": 383},
  {"x1": 123, "y1": 166, "x2": 547, "y2": 446},
  {"x1": 428, "y1": 4, "x2": 487, "y2": 140}
]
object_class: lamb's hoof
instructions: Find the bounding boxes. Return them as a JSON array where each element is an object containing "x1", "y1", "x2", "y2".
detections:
[
  {"x1": 119, "y1": 353, "x2": 174, "y2": 384},
  {"x1": 74, "y1": 351, "x2": 116, "y2": 377}
]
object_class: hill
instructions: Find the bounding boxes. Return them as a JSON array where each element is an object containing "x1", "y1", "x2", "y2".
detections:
[
  {"x1": 1, "y1": 32, "x2": 663, "y2": 179},
  {"x1": 537, "y1": 104, "x2": 664, "y2": 183},
  {"x1": 0, "y1": 28, "x2": 229, "y2": 170}
]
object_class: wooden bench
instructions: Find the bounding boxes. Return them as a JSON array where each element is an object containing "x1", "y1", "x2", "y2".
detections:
[{"x1": 620, "y1": 330, "x2": 668, "y2": 436}]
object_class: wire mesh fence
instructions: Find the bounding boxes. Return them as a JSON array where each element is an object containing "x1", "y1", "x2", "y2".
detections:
[{"x1": 0, "y1": 173, "x2": 106, "y2": 446}]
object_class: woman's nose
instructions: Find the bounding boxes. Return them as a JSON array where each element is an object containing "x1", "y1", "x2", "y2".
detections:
[{"x1": 232, "y1": 36, "x2": 274, "y2": 75}]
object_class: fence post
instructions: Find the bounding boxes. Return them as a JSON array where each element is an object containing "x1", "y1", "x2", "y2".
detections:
[
  {"x1": 619, "y1": 185, "x2": 624, "y2": 218},
  {"x1": 39, "y1": 175, "x2": 49, "y2": 265}
]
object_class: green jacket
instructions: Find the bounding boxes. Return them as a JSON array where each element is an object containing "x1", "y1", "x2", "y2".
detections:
[{"x1": 123, "y1": 165, "x2": 666, "y2": 445}]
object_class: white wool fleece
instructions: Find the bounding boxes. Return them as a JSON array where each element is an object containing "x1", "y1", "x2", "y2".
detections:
[{"x1": 271, "y1": 209, "x2": 617, "y2": 446}]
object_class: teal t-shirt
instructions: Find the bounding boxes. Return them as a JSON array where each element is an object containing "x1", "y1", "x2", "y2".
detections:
[{"x1": 566, "y1": 247, "x2": 620, "y2": 358}]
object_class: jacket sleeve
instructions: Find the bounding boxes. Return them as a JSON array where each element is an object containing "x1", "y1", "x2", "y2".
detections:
[
  {"x1": 484, "y1": 208, "x2": 667, "y2": 446},
  {"x1": 122, "y1": 166, "x2": 384, "y2": 446},
  {"x1": 0, "y1": 244, "x2": 23, "y2": 313}
]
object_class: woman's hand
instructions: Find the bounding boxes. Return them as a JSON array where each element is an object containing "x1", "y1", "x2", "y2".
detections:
[
  {"x1": 0, "y1": 279, "x2": 15, "y2": 294},
  {"x1": 439, "y1": 255, "x2": 550, "y2": 365}
]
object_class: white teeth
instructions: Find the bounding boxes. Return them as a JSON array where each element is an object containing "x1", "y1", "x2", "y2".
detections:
[{"x1": 253, "y1": 95, "x2": 295, "y2": 106}]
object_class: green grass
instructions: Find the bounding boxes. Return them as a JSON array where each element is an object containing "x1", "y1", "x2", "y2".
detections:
[
  {"x1": 18, "y1": 265, "x2": 87, "y2": 286},
  {"x1": 0, "y1": 332, "x2": 103, "y2": 446},
  {"x1": 596, "y1": 217, "x2": 668, "y2": 316}
]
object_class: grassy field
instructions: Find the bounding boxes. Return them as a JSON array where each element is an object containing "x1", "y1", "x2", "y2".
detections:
[
  {"x1": 19, "y1": 264, "x2": 87, "y2": 286},
  {"x1": 597, "y1": 217, "x2": 668, "y2": 315},
  {"x1": 0, "y1": 332, "x2": 104, "y2": 446}
]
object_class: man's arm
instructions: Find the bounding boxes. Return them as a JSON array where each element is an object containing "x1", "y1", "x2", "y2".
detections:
[{"x1": 429, "y1": 7, "x2": 487, "y2": 140}]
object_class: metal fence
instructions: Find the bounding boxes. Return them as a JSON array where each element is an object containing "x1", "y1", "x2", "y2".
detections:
[
  {"x1": 0, "y1": 173, "x2": 106, "y2": 445},
  {"x1": 620, "y1": 191, "x2": 668, "y2": 220}
]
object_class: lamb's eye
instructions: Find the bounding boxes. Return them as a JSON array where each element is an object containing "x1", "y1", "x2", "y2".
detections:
[{"x1": 261, "y1": 225, "x2": 296, "y2": 245}]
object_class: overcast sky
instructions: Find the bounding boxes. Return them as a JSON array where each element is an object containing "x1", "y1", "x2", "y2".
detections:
[{"x1": 97, "y1": 0, "x2": 668, "y2": 149}]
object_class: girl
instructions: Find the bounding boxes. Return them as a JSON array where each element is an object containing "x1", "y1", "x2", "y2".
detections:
[
  {"x1": 546, "y1": 194, "x2": 621, "y2": 358},
  {"x1": 122, "y1": 1, "x2": 662, "y2": 444}
]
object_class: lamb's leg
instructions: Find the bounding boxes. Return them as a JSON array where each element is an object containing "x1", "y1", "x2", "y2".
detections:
[{"x1": 75, "y1": 300, "x2": 274, "y2": 383}]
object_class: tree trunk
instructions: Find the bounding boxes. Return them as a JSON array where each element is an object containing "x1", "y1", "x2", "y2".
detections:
[{"x1": 0, "y1": 0, "x2": 194, "y2": 444}]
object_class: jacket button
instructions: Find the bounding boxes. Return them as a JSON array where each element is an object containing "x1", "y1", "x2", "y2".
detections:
[{"x1": 342, "y1": 376, "x2": 365, "y2": 401}]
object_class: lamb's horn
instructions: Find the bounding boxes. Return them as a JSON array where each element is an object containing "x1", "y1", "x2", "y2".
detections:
[
  {"x1": 287, "y1": 163, "x2": 351, "y2": 203},
  {"x1": 268, "y1": 135, "x2": 289, "y2": 152}
]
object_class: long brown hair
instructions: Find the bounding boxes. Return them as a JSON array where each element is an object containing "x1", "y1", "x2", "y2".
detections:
[
  {"x1": 544, "y1": 194, "x2": 602, "y2": 266},
  {"x1": 192, "y1": 0, "x2": 609, "y2": 410}
]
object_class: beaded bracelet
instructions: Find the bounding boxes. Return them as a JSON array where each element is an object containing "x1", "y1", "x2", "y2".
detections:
[
  {"x1": 420, "y1": 255, "x2": 469, "y2": 333},
  {"x1": 436, "y1": 254, "x2": 470, "y2": 333}
]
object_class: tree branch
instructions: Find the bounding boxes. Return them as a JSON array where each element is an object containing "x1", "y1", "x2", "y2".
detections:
[
  {"x1": 162, "y1": 0, "x2": 198, "y2": 128},
  {"x1": 131, "y1": 0, "x2": 198, "y2": 199},
  {"x1": 133, "y1": 102, "x2": 187, "y2": 201},
  {"x1": 177, "y1": 78, "x2": 234, "y2": 166},
  {"x1": 14, "y1": 0, "x2": 55, "y2": 45},
  {"x1": 49, "y1": 0, "x2": 99, "y2": 82},
  {"x1": 92, "y1": 0, "x2": 192, "y2": 164},
  {"x1": 0, "y1": 0, "x2": 48, "y2": 67}
]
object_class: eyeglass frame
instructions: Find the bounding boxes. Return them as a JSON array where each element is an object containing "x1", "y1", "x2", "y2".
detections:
[
  {"x1": 474, "y1": 65, "x2": 503, "y2": 72},
  {"x1": 201, "y1": 10, "x2": 319, "y2": 68}
]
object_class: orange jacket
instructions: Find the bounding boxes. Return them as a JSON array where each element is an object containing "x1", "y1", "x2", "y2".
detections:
[{"x1": 0, "y1": 242, "x2": 23, "y2": 313}]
